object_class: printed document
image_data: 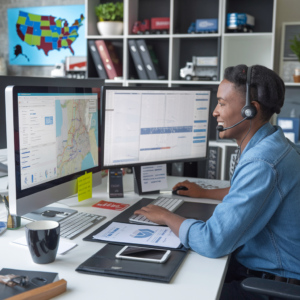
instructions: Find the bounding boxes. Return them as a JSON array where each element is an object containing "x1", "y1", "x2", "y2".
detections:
[
  {"x1": 141, "y1": 164, "x2": 168, "y2": 192},
  {"x1": 93, "y1": 222, "x2": 181, "y2": 248}
]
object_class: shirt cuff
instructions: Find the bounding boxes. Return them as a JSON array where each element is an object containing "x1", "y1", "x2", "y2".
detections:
[{"x1": 179, "y1": 219, "x2": 200, "y2": 248}]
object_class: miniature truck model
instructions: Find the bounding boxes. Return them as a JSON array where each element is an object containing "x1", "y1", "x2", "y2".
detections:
[
  {"x1": 188, "y1": 19, "x2": 218, "y2": 34},
  {"x1": 226, "y1": 13, "x2": 255, "y2": 32},
  {"x1": 180, "y1": 56, "x2": 218, "y2": 81},
  {"x1": 132, "y1": 17, "x2": 170, "y2": 34}
]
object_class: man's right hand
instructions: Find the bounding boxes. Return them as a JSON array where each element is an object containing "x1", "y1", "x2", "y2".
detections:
[
  {"x1": 172, "y1": 180, "x2": 207, "y2": 198},
  {"x1": 173, "y1": 180, "x2": 230, "y2": 201}
]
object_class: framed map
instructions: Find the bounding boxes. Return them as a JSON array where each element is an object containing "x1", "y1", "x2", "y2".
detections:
[{"x1": 7, "y1": 5, "x2": 86, "y2": 66}]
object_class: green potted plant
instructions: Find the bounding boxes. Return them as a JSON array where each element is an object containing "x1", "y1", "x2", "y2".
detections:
[
  {"x1": 95, "y1": 2, "x2": 123, "y2": 36},
  {"x1": 290, "y1": 34, "x2": 300, "y2": 82}
]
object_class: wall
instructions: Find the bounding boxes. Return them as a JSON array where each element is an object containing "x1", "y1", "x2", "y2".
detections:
[
  {"x1": 0, "y1": 0, "x2": 299, "y2": 77},
  {"x1": 274, "y1": 0, "x2": 300, "y2": 74},
  {"x1": 0, "y1": 0, "x2": 84, "y2": 77}
]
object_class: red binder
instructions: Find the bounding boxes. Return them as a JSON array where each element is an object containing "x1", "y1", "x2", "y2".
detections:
[{"x1": 95, "y1": 40, "x2": 122, "y2": 79}]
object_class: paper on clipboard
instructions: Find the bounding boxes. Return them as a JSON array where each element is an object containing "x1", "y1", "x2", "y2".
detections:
[{"x1": 93, "y1": 222, "x2": 181, "y2": 248}]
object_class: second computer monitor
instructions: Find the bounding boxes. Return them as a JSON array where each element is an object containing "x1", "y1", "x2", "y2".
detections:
[{"x1": 101, "y1": 87, "x2": 211, "y2": 168}]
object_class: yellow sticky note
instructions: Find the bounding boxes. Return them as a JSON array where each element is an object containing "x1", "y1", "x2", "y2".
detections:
[{"x1": 77, "y1": 172, "x2": 92, "y2": 202}]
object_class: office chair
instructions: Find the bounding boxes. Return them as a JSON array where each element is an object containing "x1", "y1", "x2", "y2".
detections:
[{"x1": 241, "y1": 277, "x2": 300, "y2": 300}]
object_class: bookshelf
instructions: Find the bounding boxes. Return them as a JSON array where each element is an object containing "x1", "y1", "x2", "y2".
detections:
[
  {"x1": 85, "y1": 0, "x2": 277, "y2": 179},
  {"x1": 85, "y1": 0, "x2": 277, "y2": 85}
]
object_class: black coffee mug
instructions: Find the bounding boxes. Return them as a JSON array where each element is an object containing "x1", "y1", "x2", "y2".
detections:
[{"x1": 25, "y1": 220, "x2": 60, "y2": 264}]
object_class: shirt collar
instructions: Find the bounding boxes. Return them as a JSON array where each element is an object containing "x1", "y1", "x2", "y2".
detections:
[{"x1": 241, "y1": 122, "x2": 276, "y2": 157}]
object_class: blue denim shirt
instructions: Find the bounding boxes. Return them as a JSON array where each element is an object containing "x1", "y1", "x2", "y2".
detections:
[{"x1": 179, "y1": 122, "x2": 300, "y2": 280}]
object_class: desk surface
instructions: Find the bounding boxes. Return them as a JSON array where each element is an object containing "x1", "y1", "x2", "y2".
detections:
[{"x1": 0, "y1": 175, "x2": 229, "y2": 300}]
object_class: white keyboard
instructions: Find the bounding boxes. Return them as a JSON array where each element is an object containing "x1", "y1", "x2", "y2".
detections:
[
  {"x1": 129, "y1": 197, "x2": 184, "y2": 225},
  {"x1": 59, "y1": 212, "x2": 105, "y2": 239}
]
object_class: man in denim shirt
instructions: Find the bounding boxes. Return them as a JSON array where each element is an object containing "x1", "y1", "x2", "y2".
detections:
[{"x1": 135, "y1": 65, "x2": 300, "y2": 299}]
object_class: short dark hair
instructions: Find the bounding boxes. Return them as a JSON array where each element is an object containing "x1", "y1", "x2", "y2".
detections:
[{"x1": 224, "y1": 65, "x2": 285, "y2": 121}]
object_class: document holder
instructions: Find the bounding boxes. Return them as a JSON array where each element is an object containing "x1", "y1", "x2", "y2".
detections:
[
  {"x1": 83, "y1": 197, "x2": 217, "y2": 252},
  {"x1": 76, "y1": 244, "x2": 187, "y2": 283}
]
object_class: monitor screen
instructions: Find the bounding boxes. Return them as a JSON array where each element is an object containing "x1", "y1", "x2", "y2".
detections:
[
  {"x1": 0, "y1": 76, "x2": 104, "y2": 150},
  {"x1": 101, "y1": 87, "x2": 211, "y2": 168},
  {"x1": 18, "y1": 92, "x2": 98, "y2": 191},
  {"x1": 6, "y1": 85, "x2": 103, "y2": 216}
]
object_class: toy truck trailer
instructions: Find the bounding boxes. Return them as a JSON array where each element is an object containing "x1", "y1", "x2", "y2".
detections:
[
  {"x1": 188, "y1": 19, "x2": 218, "y2": 34},
  {"x1": 226, "y1": 13, "x2": 255, "y2": 32},
  {"x1": 180, "y1": 56, "x2": 218, "y2": 81},
  {"x1": 132, "y1": 17, "x2": 170, "y2": 34}
]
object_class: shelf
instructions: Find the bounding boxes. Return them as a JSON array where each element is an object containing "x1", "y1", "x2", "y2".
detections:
[
  {"x1": 127, "y1": 34, "x2": 170, "y2": 39},
  {"x1": 87, "y1": 35, "x2": 124, "y2": 39},
  {"x1": 171, "y1": 80, "x2": 220, "y2": 85},
  {"x1": 172, "y1": 34, "x2": 221, "y2": 38},
  {"x1": 223, "y1": 33, "x2": 273, "y2": 37},
  {"x1": 284, "y1": 82, "x2": 300, "y2": 86},
  {"x1": 104, "y1": 79, "x2": 125, "y2": 83},
  {"x1": 126, "y1": 80, "x2": 169, "y2": 84}
]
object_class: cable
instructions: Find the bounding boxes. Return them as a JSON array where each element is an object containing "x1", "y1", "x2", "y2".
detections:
[{"x1": 232, "y1": 120, "x2": 252, "y2": 174}]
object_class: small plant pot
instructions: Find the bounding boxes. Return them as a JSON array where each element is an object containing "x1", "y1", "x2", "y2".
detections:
[
  {"x1": 97, "y1": 21, "x2": 123, "y2": 36},
  {"x1": 293, "y1": 75, "x2": 300, "y2": 83}
]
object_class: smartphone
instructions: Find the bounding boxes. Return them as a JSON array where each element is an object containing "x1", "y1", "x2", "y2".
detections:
[{"x1": 115, "y1": 246, "x2": 171, "y2": 263}]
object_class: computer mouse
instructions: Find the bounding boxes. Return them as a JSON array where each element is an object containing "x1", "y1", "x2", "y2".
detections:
[{"x1": 172, "y1": 186, "x2": 189, "y2": 195}]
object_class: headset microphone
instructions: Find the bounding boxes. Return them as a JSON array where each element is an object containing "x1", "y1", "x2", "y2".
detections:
[
  {"x1": 217, "y1": 66, "x2": 257, "y2": 132},
  {"x1": 216, "y1": 117, "x2": 248, "y2": 132}
]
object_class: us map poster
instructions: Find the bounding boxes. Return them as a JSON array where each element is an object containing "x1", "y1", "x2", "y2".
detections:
[{"x1": 7, "y1": 5, "x2": 86, "y2": 66}]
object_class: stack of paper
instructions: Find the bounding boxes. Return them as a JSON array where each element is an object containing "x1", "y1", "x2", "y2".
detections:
[{"x1": 93, "y1": 222, "x2": 181, "y2": 248}]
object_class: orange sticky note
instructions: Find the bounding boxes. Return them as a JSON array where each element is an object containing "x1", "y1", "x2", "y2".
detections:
[{"x1": 78, "y1": 172, "x2": 92, "y2": 202}]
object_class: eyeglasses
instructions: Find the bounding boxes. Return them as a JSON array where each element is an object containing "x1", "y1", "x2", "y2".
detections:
[{"x1": 9, "y1": 275, "x2": 30, "y2": 287}]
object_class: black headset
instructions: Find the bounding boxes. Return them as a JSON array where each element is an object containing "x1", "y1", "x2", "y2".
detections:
[{"x1": 241, "y1": 66, "x2": 257, "y2": 119}]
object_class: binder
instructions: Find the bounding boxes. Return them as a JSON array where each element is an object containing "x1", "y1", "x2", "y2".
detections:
[
  {"x1": 136, "y1": 40, "x2": 163, "y2": 80},
  {"x1": 76, "y1": 243, "x2": 187, "y2": 283},
  {"x1": 88, "y1": 40, "x2": 108, "y2": 79},
  {"x1": 94, "y1": 40, "x2": 122, "y2": 79},
  {"x1": 128, "y1": 40, "x2": 148, "y2": 79},
  {"x1": 83, "y1": 197, "x2": 217, "y2": 251}
]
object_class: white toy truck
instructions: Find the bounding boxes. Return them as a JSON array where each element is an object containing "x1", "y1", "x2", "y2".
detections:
[{"x1": 180, "y1": 56, "x2": 218, "y2": 81}]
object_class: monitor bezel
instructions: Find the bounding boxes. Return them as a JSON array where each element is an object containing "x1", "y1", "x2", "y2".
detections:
[
  {"x1": 100, "y1": 86, "x2": 211, "y2": 169},
  {"x1": 11, "y1": 85, "x2": 102, "y2": 200}
]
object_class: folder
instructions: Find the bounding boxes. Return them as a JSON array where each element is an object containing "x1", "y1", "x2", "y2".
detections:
[
  {"x1": 76, "y1": 243, "x2": 187, "y2": 283},
  {"x1": 128, "y1": 40, "x2": 148, "y2": 79},
  {"x1": 88, "y1": 40, "x2": 108, "y2": 79}
]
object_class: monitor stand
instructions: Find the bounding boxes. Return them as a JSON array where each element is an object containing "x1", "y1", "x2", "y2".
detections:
[
  {"x1": 133, "y1": 166, "x2": 160, "y2": 195},
  {"x1": 23, "y1": 206, "x2": 77, "y2": 222}
]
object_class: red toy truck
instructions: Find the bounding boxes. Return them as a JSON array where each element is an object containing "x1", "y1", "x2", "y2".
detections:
[{"x1": 132, "y1": 17, "x2": 170, "y2": 34}]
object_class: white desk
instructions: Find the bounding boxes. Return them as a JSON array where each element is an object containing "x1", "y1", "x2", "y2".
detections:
[{"x1": 0, "y1": 175, "x2": 229, "y2": 300}]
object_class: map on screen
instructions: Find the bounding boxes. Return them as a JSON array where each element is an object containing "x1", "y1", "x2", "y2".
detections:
[{"x1": 18, "y1": 93, "x2": 98, "y2": 190}]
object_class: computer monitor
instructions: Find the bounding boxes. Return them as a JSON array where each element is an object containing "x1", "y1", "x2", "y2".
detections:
[
  {"x1": 6, "y1": 85, "x2": 102, "y2": 216},
  {"x1": 0, "y1": 76, "x2": 104, "y2": 150},
  {"x1": 101, "y1": 87, "x2": 211, "y2": 169}
]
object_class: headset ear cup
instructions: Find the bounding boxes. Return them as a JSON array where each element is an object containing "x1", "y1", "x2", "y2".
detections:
[{"x1": 241, "y1": 105, "x2": 257, "y2": 119}]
